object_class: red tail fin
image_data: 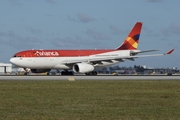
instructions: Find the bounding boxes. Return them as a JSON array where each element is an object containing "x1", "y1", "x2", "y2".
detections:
[{"x1": 116, "y1": 22, "x2": 142, "y2": 50}]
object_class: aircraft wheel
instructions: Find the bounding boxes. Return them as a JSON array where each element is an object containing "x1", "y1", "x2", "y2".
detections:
[
  {"x1": 61, "y1": 71, "x2": 74, "y2": 75},
  {"x1": 24, "y1": 72, "x2": 28, "y2": 75},
  {"x1": 61, "y1": 71, "x2": 65, "y2": 75},
  {"x1": 93, "y1": 71, "x2": 97, "y2": 75},
  {"x1": 85, "y1": 71, "x2": 97, "y2": 75}
]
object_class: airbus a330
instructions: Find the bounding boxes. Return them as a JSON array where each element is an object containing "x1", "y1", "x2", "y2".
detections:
[{"x1": 10, "y1": 22, "x2": 174, "y2": 75}]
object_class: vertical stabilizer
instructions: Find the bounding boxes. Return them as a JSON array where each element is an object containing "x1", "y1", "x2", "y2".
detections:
[{"x1": 116, "y1": 22, "x2": 142, "y2": 50}]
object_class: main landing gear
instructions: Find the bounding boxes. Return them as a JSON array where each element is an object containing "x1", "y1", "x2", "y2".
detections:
[
  {"x1": 60, "y1": 70, "x2": 97, "y2": 75},
  {"x1": 23, "y1": 68, "x2": 30, "y2": 75},
  {"x1": 61, "y1": 70, "x2": 74, "y2": 75},
  {"x1": 85, "y1": 71, "x2": 97, "y2": 75},
  {"x1": 24, "y1": 72, "x2": 29, "y2": 75}
]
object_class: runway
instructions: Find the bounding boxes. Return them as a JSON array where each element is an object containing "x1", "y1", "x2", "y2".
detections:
[{"x1": 0, "y1": 75, "x2": 180, "y2": 80}]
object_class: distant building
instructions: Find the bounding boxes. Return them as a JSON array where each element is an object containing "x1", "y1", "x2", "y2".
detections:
[
  {"x1": 0, "y1": 63, "x2": 12, "y2": 73},
  {"x1": 134, "y1": 65, "x2": 179, "y2": 75}
]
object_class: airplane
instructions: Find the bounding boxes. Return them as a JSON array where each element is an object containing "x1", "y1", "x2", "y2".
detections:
[{"x1": 10, "y1": 22, "x2": 174, "y2": 75}]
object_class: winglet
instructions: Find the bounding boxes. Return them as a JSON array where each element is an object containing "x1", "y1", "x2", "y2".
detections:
[{"x1": 166, "y1": 49, "x2": 174, "y2": 54}]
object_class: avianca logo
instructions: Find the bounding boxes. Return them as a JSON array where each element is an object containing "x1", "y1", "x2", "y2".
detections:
[{"x1": 34, "y1": 51, "x2": 59, "y2": 56}]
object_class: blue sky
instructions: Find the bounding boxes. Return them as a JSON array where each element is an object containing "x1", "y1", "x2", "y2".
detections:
[{"x1": 0, "y1": 0, "x2": 180, "y2": 68}]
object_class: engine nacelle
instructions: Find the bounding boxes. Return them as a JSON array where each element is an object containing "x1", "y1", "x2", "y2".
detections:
[
  {"x1": 31, "y1": 69, "x2": 51, "y2": 73},
  {"x1": 73, "y1": 63, "x2": 94, "y2": 73}
]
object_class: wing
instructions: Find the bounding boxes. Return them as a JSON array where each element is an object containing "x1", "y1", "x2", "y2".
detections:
[{"x1": 62, "y1": 49, "x2": 174, "y2": 65}]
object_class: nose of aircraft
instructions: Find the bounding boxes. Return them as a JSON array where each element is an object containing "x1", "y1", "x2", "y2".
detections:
[
  {"x1": 10, "y1": 57, "x2": 24, "y2": 67},
  {"x1": 10, "y1": 58, "x2": 15, "y2": 64}
]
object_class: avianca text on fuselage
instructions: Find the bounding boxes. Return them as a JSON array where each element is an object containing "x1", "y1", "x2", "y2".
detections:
[
  {"x1": 9, "y1": 22, "x2": 174, "y2": 75},
  {"x1": 34, "y1": 51, "x2": 59, "y2": 57}
]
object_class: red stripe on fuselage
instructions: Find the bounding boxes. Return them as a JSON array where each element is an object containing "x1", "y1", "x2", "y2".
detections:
[{"x1": 13, "y1": 50, "x2": 115, "y2": 57}]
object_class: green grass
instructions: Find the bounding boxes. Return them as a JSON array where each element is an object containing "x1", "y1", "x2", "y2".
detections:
[{"x1": 0, "y1": 80, "x2": 180, "y2": 120}]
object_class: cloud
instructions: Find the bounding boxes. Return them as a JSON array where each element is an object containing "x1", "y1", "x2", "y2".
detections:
[
  {"x1": 9, "y1": 0, "x2": 23, "y2": 6},
  {"x1": 109, "y1": 25, "x2": 126, "y2": 35},
  {"x1": 86, "y1": 29, "x2": 111, "y2": 40},
  {"x1": 0, "y1": 31, "x2": 6, "y2": 37},
  {"x1": 46, "y1": 14, "x2": 54, "y2": 17},
  {"x1": 50, "y1": 36, "x2": 103, "y2": 49},
  {"x1": 147, "y1": 0, "x2": 163, "y2": 3},
  {"x1": 66, "y1": 13, "x2": 95, "y2": 23},
  {"x1": 66, "y1": 15, "x2": 78, "y2": 22},
  {"x1": 0, "y1": 31, "x2": 42, "y2": 49},
  {"x1": 1, "y1": 31, "x2": 17, "y2": 38},
  {"x1": 77, "y1": 13, "x2": 95, "y2": 23},
  {"x1": 143, "y1": 26, "x2": 160, "y2": 37},
  {"x1": 161, "y1": 23, "x2": 180, "y2": 36},
  {"x1": 51, "y1": 37, "x2": 77, "y2": 47},
  {"x1": 45, "y1": 0, "x2": 56, "y2": 4},
  {"x1": 26, "y1": 27, "x2": 42, "y2": 35}
]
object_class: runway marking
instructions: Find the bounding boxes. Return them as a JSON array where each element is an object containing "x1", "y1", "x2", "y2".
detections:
[{"x1": 68, "y1": 77, "x2": 75, "y2": 81}]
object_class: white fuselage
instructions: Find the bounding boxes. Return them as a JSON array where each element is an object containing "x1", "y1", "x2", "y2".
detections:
[{"x1": 10, "y1": 50, "x2": 137, "y2": 69}]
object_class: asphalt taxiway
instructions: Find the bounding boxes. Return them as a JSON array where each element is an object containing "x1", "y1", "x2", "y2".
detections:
[{"x1": 0, "y1": 75, "x2": 180, "y2": 80}]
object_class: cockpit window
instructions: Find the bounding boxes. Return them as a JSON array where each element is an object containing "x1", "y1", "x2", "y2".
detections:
[{"x1": 13, "y1": 55, "x2": 21, "y2": 57}]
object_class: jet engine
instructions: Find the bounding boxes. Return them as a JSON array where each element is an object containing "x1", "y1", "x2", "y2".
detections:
[
  {"x1": 73, "y1": 63, "x2": 94, "y2": 73},
  {"x1": 31, "y1": 69, "x2": 51, "y2": 73}
]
